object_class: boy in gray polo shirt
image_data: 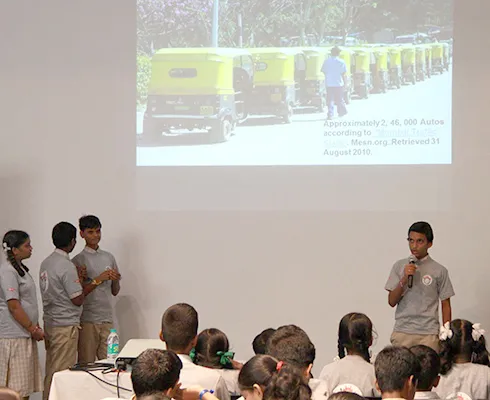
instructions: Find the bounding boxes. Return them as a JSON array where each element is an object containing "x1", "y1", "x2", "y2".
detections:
[
  {"x1": 385, "y1": 221, "x2": 455, "y2": 352},
  {"x1": 71, "y1": 215, "x2": 121, "y2": 363},
  {"x1": 40, "y1": 222, "x2": 85, "y2": 400}
]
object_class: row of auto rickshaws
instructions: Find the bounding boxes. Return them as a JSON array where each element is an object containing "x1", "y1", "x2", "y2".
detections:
[{"x1": 142, "y1": 42, "x2": 451, "y2": 143}]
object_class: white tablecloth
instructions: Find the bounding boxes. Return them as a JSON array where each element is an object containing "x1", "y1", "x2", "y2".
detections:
[{"x1": 49, "y1": 369, "x2": 134, "y2": 400}]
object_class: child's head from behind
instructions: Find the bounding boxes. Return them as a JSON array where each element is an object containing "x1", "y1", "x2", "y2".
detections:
[
  {"x1": 338, "y1": 312, "x2": 373, "y2": 362},
  {"x1": 238, "y1": 355, "x2": 311, "y2": 400},
  {"x1": 410, "y1": 345, "x2": 440, "y2": 391},
  {"x1": 52, "y1": 222, "x2": 77, "y2": 253},
  {"x1": 327, "y1": 393, "x2": 364, "y2": 400},
  {"x1": 0, "y1": 388, "x2": 21, "y2": 400},
  {"x1": 239, "y1": 354, "x2": 279, "y2": 400},
  {"x1": 79, "y1": 215, "x2": 102, "y2": 248},
  {"x1": 375, "y1": 346, "x2": 420, "y2": 400},
  {"x1": 131, "y1": 349, "x2": 182, "y2": 398},
  {"x1": 440, "y1": 319, "x2": 489, "y2": 375},
  {"x1": 195, "y1": 328, "x2": 233, "y2": 369},
  {"x1": 161, "y1": 303, "x2": 198, "y2": 353},
  {"x1": 266, "y1": 325, "x2": 315, "y2": 376},
  {"x1": 253, "y1": 328, "x2": 276, "y2": 355}
]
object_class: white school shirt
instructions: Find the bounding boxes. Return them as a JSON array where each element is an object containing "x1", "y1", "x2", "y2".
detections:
[
  {"x1": 415, "y1": 392, "x2": 441, "y2": 400},
  {"x1": 319, "y1": 355, "x2": 379, "y2": 397},
  {"x1": 310, "y1": 378, "x2": 329, "y2": 400},
  {"x1": 216, "y1": 369, "x2": 240, "y2": 395},
  {"x1": 177, "y1": 354, "x2": 230, "y2": 400},
  {"x1": 435, "y1": 363, "x2": 490, "y2": 400}
]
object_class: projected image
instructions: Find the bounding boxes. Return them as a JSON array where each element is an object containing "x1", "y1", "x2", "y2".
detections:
[{"x1": 136, "y1": 0, "x2": 453, "y2": 166}]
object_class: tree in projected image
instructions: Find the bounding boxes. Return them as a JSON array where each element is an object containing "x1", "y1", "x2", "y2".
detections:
[{"x1": 137, "y1": 0, "x2": 213, "y2": 54}]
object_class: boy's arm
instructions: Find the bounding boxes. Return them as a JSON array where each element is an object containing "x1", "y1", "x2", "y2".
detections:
[{"x1": 441, "y1": 298, "x2": 451, "y2": 324}]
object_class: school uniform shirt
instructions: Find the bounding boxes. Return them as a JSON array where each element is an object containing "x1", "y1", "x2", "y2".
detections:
[
  {"x1": 178, "y1": 354, "x2": 230, "y2": 400},
  {"x1": 39, "y1": 250, "x2": 83, "y2": 327},
  {"x1": 309, "y1": 378, "x2": 329, "y2": 400},
  {"x1": 435, "y1": 363, "x2": 490, "y2": 400},
  {"x1": 385, "y1": 255, "x2": 455, "y2": 335},
  {"x1": 216, "y1": 369, "x2": 240, "y2": 395},
  {"x1": 71, "y1": 247, "x2": 120, "y2": 324},
  {"x1": 0, "y1": 262, "x2": 39, "y2": 338},
  {"x1": 415, "y1": 392, "x2": 441, "y2": 400},
  {"x1": 319, "y1": 355, "x2": 378, "y2": 397}
]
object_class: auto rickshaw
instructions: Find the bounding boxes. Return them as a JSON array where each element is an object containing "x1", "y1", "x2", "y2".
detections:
[
  {"x1": 401, "y1": 45, "x2": 416, "y2": 85},
  {"x1": 387, "y1": 46, "x2": 402, "y2": 89},
  {"x1": 339, "y1": 48, "x2": 355, "y2": 104},
  {"x1": 248, "y1": 48, "x2": 306, "y2": 123},
  {"x1": 352, "y1": 48, "x2": 372, "y2": 99},
  {"x1": 430, "y1": 42, "x2": 444, "y2": 74},
  {"x1": 371, "y1": 47, "x2": 389, "y2": 93},
  {"x1": 142, "y1": 48, "x2": 254, "y2": 144},
  {"x1": 415, "y1": 45, "x2": 427, "y2": 81},
  {"x1": 423, "y1": 44, "x2": 432, "y2": 78},
  {"x1": 295, "y1": 47, "x2": 326, "y2": 111},
  {"x1": 441, "y1": 42, "x2": 450, "y2": 71}
]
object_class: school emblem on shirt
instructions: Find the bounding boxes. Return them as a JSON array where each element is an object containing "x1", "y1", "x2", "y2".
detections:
[
  {"x1": 447, "y1": 392, "x2": 471, "y2": 400},
  {"x1": 333, "y1": 384, "x2": 362, "y2": 396},
  {"x1": 422, "y1": 274, "x2": 433, "y2": 286},
  {"x1": 40, "y1": 271, "x2": 49, "y2": 292},
  {"x1": 7, "y1": 287, "x2": 16, "y2": 292}
]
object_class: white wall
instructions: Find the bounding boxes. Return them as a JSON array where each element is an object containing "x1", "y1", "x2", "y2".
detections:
[{"x1": 1, "y1": 3, "x2": 490, "y2": 398}]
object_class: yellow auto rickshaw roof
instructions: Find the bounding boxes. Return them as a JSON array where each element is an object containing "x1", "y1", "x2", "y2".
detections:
[
  {"x1": 247, "y1": 47, "x2": 304, "y2": 56},
  {"x1": 153, "y1": 47, "x2": 252, "y2": 57}
]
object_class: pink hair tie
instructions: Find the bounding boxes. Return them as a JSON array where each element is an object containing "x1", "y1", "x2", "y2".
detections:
[{"x1": 276, "y1": 361, "x2": 284, "y2": 371}]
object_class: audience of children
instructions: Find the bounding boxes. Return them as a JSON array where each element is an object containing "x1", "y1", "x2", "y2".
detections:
[{"x1": 3, "y1": 297, "x2": 490, "y2": 400}]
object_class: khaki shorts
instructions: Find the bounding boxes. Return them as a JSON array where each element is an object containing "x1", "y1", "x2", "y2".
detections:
[
  {"x1": 78, "y1": 322, "x2": 112, "y2": 363},
  {"x1": 390, "y1": 331, "x2": 440, "y2": 352},
  {"x1": 44, "y1": 325, "x2": 79, "y2": 400},
  {"x1": 0, "y1": 337, "x2": 43, "y2": 397}
]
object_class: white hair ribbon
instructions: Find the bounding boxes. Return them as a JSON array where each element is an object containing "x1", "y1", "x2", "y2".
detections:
[
  {"x1": 472, "y1": 323, "x2": 485, "y2": 341},
  {"x1": 439, "y1": 321, "x2": 453, "y2": 341},
  {"x1": 2, "y1": 242, "x2": 11, "y2": 252}
]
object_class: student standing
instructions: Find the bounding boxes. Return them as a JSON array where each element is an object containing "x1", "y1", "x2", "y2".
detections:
[
  {"x1": 0, "y1": 231, "x2": 44, "y2": 400},
  {"x1": 385, "y1": 222, "x2": 455, "y2": 351},
  {"x1": 40, "y1": 222, "x2": 85, "y2": 400},
  {"x1": 71, "y1": 215, "x2": 121, "y2": 363}
]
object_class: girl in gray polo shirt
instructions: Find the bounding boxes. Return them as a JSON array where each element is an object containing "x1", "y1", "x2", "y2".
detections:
[
  {"x1": 0, "y1": 231, "x2": 44, "y2": 398},
  {"x1": 436, "y1": 319, "x2": 490, "y2": 400},
  {"x1": 319, "y1": 313, "x2": 378, "y2": 397}
]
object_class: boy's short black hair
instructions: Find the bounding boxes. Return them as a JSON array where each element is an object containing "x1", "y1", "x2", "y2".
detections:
[
  {"x1": 408, "y1": 221, "x2": 434, "y2": 243},
  {"x1": 161, "y1": 303, "x2": 198, "y2": 351},
  {"x1": 410, "y1": 345, "x2": 440, "y2": 390},
  {"x1": 52, "y1": 222, "x2": 77, "y2": 249},
  {"x1": 79, "y1": 215, "x2": 102, "y2": 231},
  {"x1": 253, "y1": 328, "x2": 276, "y2": 355},
  {"x1": 375, "y1": 346, "x2": 421, "y2": 393},
  {"x1": 131, "y1": 349, "x2": 182, "y2": 397},
  {"x1": 266, "y1": 325, "x2": 315, "y2": 370}
]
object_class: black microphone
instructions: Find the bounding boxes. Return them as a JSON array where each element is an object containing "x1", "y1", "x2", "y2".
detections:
[{"x1": 408, "y1": 255, "x2": 416, "y2": 288}]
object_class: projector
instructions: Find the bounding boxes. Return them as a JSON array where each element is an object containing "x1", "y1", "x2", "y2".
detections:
[{"x1": 115, "y1": 339, "x2": 167, "y2": 370}]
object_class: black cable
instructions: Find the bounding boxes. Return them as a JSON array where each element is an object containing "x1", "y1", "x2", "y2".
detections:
[
  {"x1": 84, "y1": 370, "x2": 132, "y2": 393},
  {"x1": 117, "y1": 369, "x2": 121, "y2": 398}
]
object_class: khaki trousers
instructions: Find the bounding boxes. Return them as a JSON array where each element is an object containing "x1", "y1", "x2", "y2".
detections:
[
  {"x1": 390, "y1": 331, "x2": 440, "y2": 352},
  {"x1": 78, "y1": 322, "x2": 112, "y2": 363},
  {"x1": 43, "y1": 325, "x2": 79, "y2": 400}
]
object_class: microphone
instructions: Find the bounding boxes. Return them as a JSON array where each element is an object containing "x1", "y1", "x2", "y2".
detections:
[{"x1": 408, "y1": 255, "x2": 416, "y2": 288}]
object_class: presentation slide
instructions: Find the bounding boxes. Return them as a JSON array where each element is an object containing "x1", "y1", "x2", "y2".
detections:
[{"x1": 136, "y1": 1, "x2": 453, "y2": 167}]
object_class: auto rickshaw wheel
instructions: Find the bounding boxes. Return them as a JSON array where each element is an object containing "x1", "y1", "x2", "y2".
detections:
[{"x1": 210, "y1": 119, "x2": 233, "y2": 143}]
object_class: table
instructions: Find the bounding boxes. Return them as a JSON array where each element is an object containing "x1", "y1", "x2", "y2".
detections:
[{"x1": 49, "y1": 369, "x2": 134, "y2": 400}]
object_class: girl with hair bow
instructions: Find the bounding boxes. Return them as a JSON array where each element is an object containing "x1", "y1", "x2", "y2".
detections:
[{"x1": 436, "y1": 319, "x2": 490, "y2": 400}]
